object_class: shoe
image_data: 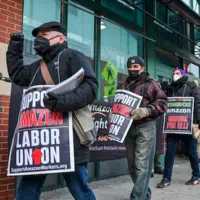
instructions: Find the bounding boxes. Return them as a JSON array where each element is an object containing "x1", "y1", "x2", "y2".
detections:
[
  {"x1": 151, "y1": 172, "x2": 154, "y2": 178},
  {"x1": 185, "y1": 176, "x2": 200, "y2": 185},
  {"x1": 157, "y1": 178, "x2": 171, "y2": 188},
  {"x1": 154, "y1": 167, "x2": 164, "y2": 175}
]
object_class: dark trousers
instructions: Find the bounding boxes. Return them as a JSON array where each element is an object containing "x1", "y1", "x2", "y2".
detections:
[
  {"x1": 163, "y1": 135, "x2": 200, "y2": 180},
  {"x1": 16, "y1": 164, "x2": 96, "y2": 200},
  {"x1": 125, "y1": 121, "x2": 156, "y2": 200}
]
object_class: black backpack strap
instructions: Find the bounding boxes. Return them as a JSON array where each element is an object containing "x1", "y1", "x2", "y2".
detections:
[{"x1": 53, "y1": 48, "x2": 68, "y2": 83}]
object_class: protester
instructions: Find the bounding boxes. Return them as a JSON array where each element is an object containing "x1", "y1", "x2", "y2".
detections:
[
  {"x1": 6, "y1": 21, "x2": 98, "y2": 200},
  {"x1": 194, "y1": 80, "x2": 200, "y2": 162},
  {"x1": 157, "y1": 68, "x2": 200, "y2": 188},
  {"x1": 122, "y1": 56, "x2": 168, "y2": 200}
]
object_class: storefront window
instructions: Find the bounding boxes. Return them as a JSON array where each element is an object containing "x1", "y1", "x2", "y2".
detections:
[
  {"x1": 168, "y1": 9, "x2": 187, "y2": 47},
  {"x1": 23, "y1": 0, "x2": 61, "y2": 63},
  {"x1": 193, "y1": 0, "x2": 200, "y2": 14},
  {"x1": 156, "y1": 0, "x2": 167, "y2": 23},
  {"x1": 67, "y1": 1, "x2": 94, "y2": 67},
  {"x1": 155, "y1": 0, "x2": 188, "y2": 48},
  {"x1": 100, "y1": 20, "x2": 143, "y2": 100},
  {"x1": 188, "y1": 63, "x2": 200, "y2": 78},
  {"x1": 168, "y1": 10, "x2": 179, "y2": 28},
  {"x1": 101, "y1": 0, "x2": 144, "y2": 28},
  {"x1": 181, "y1": 0, "x2": 191, "y2": 7},
  {"x1": 181, "y1": 0, "x2": 200, "y2": 13}
]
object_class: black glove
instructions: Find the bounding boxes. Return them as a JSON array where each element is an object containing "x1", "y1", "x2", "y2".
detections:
[
  {"x1": 43, "y1": 93, "x2": 63, "y2": 112},
  {"x1": 10, "y1": 32, "x2": 24, "y2": 41}
]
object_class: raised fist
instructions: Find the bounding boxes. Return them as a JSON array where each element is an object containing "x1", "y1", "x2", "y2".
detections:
[{"x1": 10, "y1": 32, "x2": 24, "y2": 41}]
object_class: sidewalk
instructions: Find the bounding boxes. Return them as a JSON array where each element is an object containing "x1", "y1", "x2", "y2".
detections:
[{"x1": 41, "y1": 158, "x2": 200, "y2": 200}]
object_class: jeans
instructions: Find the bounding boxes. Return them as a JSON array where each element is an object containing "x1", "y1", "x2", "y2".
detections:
[
  {"x1": 125, "y1": 121, "x2": 156, "y2": 200},
  {"x1": 163, "y1": 135, "x2": 200, "y2": 180},
  {"x1": 197, "y1": 136, "x2": 200, "y2": 159},
  {"x1": 16, "y1": 164, "x2": 96, "y2": 200}
]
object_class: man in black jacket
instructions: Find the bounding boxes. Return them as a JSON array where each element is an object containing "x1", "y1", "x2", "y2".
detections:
[
  {"x1": 157, "y1": 68, "x2": 200, "y2": 188},
  {"x1": 7, "y1": 22, "x2": 98, "y2": 200}
]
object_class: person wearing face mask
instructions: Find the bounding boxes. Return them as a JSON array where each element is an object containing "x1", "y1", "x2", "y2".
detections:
[
  {"x1": 6, "y1": 21, "x2": 98, "y2": 200},
  {"x1": 121, "y1": 56, "x2": 168, "y2": 200},
  {"x1": 157, "y1": 68, "x2": 200, "y2": 188}
]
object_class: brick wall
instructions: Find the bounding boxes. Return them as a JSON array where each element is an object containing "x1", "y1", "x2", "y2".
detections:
[
  {"x1": 0, "y1": 0, "x2": 23, "y2": 199},
  {"x1": 0, "y1": 0, "x2": 23, "y2": 44},
  {"x1": 0, "y1": 96, "x2": 15, "y2": 200}
]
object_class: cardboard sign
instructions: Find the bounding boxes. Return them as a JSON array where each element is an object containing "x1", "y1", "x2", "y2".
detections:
[
  {"x1": 8, "y1": 85, "x2": 127, "y2": 164},
  {"x1": 8, "y1": 86, "x2": 74, "y2": 176},
  {"x1": 108, "y1": 90, "x2": 142, "y2": 143},
  {"x1": 163, "y1": 97, "x2": 194, "y2": 134}
]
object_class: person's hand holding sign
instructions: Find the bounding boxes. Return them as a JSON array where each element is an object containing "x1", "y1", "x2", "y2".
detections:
[
  {"x1": 43, "y1": 92, "x2": 64, "y2": 112},
  {"x1": 192, "y1": 124, "x2": 200, "y2": 139},
  {"x1": 131, "y1": 107, "x2": 151, "y2": 120}
]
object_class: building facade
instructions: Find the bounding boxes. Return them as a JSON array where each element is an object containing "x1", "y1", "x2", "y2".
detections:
[{"x1": 0, "y1": 0, "x2": 200, "y2": 199}]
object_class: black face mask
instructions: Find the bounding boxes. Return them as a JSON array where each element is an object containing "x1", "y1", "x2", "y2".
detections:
[
  {"x1": 34, "y1": 35, "x2": 60, "y2": 56},
  {"x1": 128, "y1": 70, "x2": 140, "y2": 80}
]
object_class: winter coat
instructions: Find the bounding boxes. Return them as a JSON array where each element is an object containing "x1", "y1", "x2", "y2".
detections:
[
  {"x1": 122, "y1": 73, "x2": 168, "y2": 124},
  {"x1": 166, "y1": 76, "x2": 200, "y2": 124},
  {"x1": 6, "y1": 40, "x2": 98, "y2": 165}
]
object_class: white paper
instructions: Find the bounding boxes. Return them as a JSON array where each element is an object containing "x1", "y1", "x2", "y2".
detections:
[{"x1": 46, "y1": 68, "x2": 84, "y2": 95}]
